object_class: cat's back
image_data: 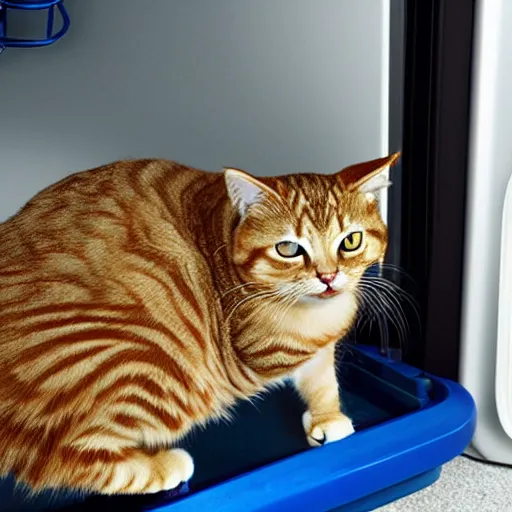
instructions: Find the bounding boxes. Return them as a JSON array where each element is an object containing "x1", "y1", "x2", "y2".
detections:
[
  {"x1": 0, "y1": 159, "x2": 222, "y2": 317},
  {"x1": 2, "y1": 158, "x2": 215, "y2": 233},
  {"x1": 0, "y1": 158, "x2": 218, "y2": 258}
]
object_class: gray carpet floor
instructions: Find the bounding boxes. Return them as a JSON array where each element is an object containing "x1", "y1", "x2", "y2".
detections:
[{"x1": 377, "y1": 456, "x2": 512, "y2": 512}]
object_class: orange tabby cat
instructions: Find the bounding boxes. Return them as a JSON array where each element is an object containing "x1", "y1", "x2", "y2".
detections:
[{"x1": 0, "y1": 153, "x2": 399, "y2": 495}]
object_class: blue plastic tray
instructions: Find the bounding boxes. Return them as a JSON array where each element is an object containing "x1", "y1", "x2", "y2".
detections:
[{"x1": 0, "y1": 345, "x2": 476, "y2": 511}]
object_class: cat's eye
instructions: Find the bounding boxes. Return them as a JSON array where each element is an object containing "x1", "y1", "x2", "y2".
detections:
[
  {"x1": 339, "y1": 231, "x2": 363, "y2": 252},
  {"x1": 275, "y1": 241, "x2": 305, "y2": 258}
]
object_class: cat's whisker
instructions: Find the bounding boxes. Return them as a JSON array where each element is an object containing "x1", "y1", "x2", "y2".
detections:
[
  {"x1": 213, "y1": 243, "x2": 228, "y2": 258},
  {"x1": 353, "y1": 291, "x2": 372, "y2": 333},
  {"x1": 256, "y1": 284, "x2": 312, "y2": 338},
  {"x1": 366, "y1": 288, "x2": 392, "y2": 350},
  {"x1": 354, "y1": 287, "x2": 381, "y2": 334},
  {"x1": 357, "y1": 285, "x2": 390, "y2": 349},
  {"x1": 366, "y1": 275, "x2": 419, "y2": 304},
  {"x1": 241, "y1": 290, "x2": 302, "y2": 348},
  {"x1": 355, "y1": 263, "x2": 419, "y2": 344},
  {"x1": 268, "y1": 286, "x2": 305, "y2": 322},
  {"x1": 363, "y1": 276, "x2": 421, "y2": 326},
  {"x1": 221, "y1": 281, "x2": 261, "y2": 298},
  {"x1": 356, "y1": 281, "x2": 410, "y2": 348},
  {"x1": 226, "y1": 289, "x2": 282, "y2": 321},
  {"x1": 377, "y1": 263, "x2": 417, "y2": 284},
  {"x1": 352, "y1": 295, "x2": 369, "y2": 334},
  {"x1": 351, "y1": 298, "x2": 364, "y2": 333},
  {"x1": 359, "y1": 280, "x2": 409, "y2": 340},
  {"x1": 358, "y1": 284, "x2": 403, "y2": 339}
]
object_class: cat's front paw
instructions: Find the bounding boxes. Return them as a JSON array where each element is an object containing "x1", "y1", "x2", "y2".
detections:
[{"x1": 302, "y1": 410, "x2": 355, "y2": 447}]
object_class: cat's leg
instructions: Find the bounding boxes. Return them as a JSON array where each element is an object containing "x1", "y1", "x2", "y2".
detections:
[
  {"x1": 96, "y1": 448, "x2": 194, "y2": 495},
  {"x1": 294, "y1": 344, "x2": 355, "y2": 446},
  {"x1": 25, "y1": 445, "x2": 194, "y2": 495}
]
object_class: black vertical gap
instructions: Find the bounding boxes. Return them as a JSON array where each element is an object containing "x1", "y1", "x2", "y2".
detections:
[
  {"x1": 400, "y1": 0, "x2": 475, "y2": 379},
  {"x1": 386, "y1": 0, "x2": 405, "y2": 268}
]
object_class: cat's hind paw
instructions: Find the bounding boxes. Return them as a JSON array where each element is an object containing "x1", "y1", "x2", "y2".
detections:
[
  {"x1": 302, "y1": 410, "x2": 355, "y2": 447},
  {"x1": 140, "y1": 449, "x2": 194, "y2": 494}
]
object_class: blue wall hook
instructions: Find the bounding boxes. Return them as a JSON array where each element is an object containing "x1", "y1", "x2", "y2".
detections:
[{"x1": 0, "y1": 0, "x2": 70, "y2": 52}]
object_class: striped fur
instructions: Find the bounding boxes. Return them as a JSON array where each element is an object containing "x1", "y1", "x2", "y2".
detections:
[{"x1": 0, "y1": 153, "x2": 399, "y2": 495}]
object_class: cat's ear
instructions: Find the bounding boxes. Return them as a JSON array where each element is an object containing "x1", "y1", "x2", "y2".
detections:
[
  {"x1": 337, "y1": 152, "x2": 400, "y2": 195},
  {"x1": 224, "y1": 168, "x2": 279, "y2": 217}
]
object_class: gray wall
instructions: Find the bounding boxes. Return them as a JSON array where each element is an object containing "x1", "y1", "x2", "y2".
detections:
[{"x1": 0, "y1": 0, "x2": 389, "y2": 221}]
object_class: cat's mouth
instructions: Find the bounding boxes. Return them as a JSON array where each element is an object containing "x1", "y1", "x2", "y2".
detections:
[{"x1": 317, "y1": 286, "x2": 340, "y2": 299}]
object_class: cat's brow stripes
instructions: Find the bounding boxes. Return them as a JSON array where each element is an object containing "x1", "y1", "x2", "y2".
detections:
[
  {"x1": 278, "y1": 174, "x2": 344, "y2": 234},
  {"x1": 288, "y1": 187, "x2": 302, "y2": 211}
]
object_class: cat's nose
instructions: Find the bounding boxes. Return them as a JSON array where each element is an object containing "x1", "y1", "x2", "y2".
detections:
[{"x1": 318, "y1": 272, "x2": 337, "y2": 285}]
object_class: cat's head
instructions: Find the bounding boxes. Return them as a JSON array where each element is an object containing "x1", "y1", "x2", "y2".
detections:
[{"x1": 225, "y1": 153, "x2": 399, "y2": 303}]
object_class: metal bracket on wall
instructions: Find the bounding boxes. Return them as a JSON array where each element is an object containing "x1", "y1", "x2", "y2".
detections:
[{"x1": 0, "y1": 0, "x2": 70, "y2": 53}]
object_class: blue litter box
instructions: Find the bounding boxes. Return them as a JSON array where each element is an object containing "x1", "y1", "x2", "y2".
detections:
[{"x1": 0, "y1": 344, "x2": 476, "y2": 512}]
